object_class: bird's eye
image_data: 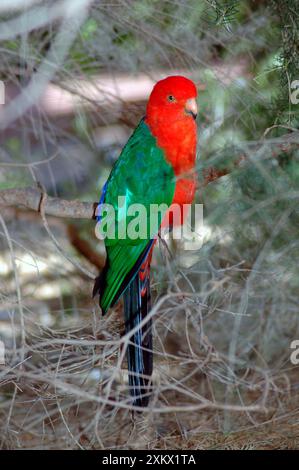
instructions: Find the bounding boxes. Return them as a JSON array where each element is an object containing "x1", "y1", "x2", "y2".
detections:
[{"x1": 167, "y1": 95, "x2": 176, "y2": 102}]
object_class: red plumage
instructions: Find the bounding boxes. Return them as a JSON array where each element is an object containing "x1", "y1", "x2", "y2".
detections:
[{"x1": 145, "y1": 75, "x2": 198, "y2": 225}]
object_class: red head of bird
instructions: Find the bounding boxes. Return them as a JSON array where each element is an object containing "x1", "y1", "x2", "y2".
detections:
[{"x1": 145, "y1": 75, "x2": 198, "y2": 189}]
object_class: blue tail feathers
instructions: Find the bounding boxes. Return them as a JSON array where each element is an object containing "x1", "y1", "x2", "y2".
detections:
[{"x1": 123, "y1": 267, "x2": 153, "y2": 407}]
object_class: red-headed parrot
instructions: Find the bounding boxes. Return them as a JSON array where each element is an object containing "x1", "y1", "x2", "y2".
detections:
[{"x1": 93, "y1": 75, "x2": 198, "y2": 407}]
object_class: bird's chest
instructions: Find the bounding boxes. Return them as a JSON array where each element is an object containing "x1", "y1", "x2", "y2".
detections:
[
  {"x1": 165, "y1": 137, "x2": 196, "y2": 175},
  {"x1": 158, "y1": 121, "x2": 196, "y2": 175}
]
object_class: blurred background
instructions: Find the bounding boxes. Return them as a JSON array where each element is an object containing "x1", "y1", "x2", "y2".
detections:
[{"x1": 0, "y1": 0, "x2": 299, "y2": 449}]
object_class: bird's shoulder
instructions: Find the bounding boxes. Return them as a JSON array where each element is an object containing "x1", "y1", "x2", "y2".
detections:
[{"x1": 105, "y1": 118, "x2": 174, "y2": 203}]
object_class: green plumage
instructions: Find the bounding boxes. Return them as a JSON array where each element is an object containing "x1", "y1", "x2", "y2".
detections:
[{"x1": 96, "y1": 119, "x2": 175, "y2": 313}]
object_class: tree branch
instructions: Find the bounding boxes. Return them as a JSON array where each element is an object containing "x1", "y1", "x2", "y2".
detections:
[
  {"x1": 67, "y1": 223, "x2": 105, "y2": 269},
  {"x1": 0, "y1": 187, "x2": 97, "y2": 219},
  {"x1": 0, "y1": 164, "x2": 242, "y2": 220}
]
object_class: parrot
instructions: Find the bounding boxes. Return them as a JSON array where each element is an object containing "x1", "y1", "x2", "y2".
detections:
[{"x1": 93, "y1": 75, "x2": 198, "y2": 407}]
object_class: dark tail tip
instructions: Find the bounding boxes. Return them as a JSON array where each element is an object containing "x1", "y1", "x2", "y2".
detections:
[
  {"x1": 93, "y1": 270, "x2": 108, "y2": 315},
  {"x1": 92, "y1": 274, "x2": 102, "y2": 298}
]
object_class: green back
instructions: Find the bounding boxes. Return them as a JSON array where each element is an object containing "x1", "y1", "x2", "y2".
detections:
[{"x1": 99, "y1": 119, "x2": 175, "y2": 312}]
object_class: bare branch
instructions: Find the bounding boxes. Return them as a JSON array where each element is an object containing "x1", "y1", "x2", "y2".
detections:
[
  {"x1": 0, "y1": 187, "x2": 97, "y2": 219},
  {"x1": 0, "y1": 163, "x2": 239, "y2": 221}
]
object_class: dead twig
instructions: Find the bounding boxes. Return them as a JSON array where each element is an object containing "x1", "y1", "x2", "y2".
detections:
[
  {"x1": 0, "y1": 166, "x2": 235, "y2": 220},
  {"x1": 67, "y1": 224, "x2": 105, "y2": 270},
  {"x1": 0, "y1": 187, "x2": 97, "y2": 219}
]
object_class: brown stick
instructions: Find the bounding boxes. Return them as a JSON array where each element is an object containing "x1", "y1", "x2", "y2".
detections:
[
  {"x1": 67, "y1": 224, "x2": 105, "y2": 269},
  {"x1": 0, "y1": 166, "x2": 237, "y2": 220},
  {"x1": 0, "y1": 187, "x2": 97, "y2": 219}
]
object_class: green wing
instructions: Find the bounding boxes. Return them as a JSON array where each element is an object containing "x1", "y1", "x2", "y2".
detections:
[{"x1": 96, "y1": 119, "x2": 175, "y2": 313}]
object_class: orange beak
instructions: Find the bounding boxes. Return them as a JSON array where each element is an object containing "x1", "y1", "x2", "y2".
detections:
[{"x1": 185, "y1": 98, "x2": 198, "y2": 120}]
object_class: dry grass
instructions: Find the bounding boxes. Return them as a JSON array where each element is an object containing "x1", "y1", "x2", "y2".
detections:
[{"x1": 0, "y1": 220, "x2": 298, "y2": 449}]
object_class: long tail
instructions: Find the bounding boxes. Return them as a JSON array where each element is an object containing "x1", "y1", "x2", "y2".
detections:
[{"x1": 123, "y1": 256, "x2": 153, "y2": 407}]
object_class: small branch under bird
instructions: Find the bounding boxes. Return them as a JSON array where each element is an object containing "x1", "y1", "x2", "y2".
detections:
[{"x1": 93, "y1": 75, "x2": 198, "y2": 408}]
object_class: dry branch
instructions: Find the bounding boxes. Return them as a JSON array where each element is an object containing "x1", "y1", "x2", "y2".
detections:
[
  {"x1": 0, "y1": 165, "x2": 239, "y2": 220},
  {"x1": 0, "y1": 187, "x2": 97, "y2": 219},
  {"x1": 67, "y1": 223, "x2": 105, "y2": 269}
]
